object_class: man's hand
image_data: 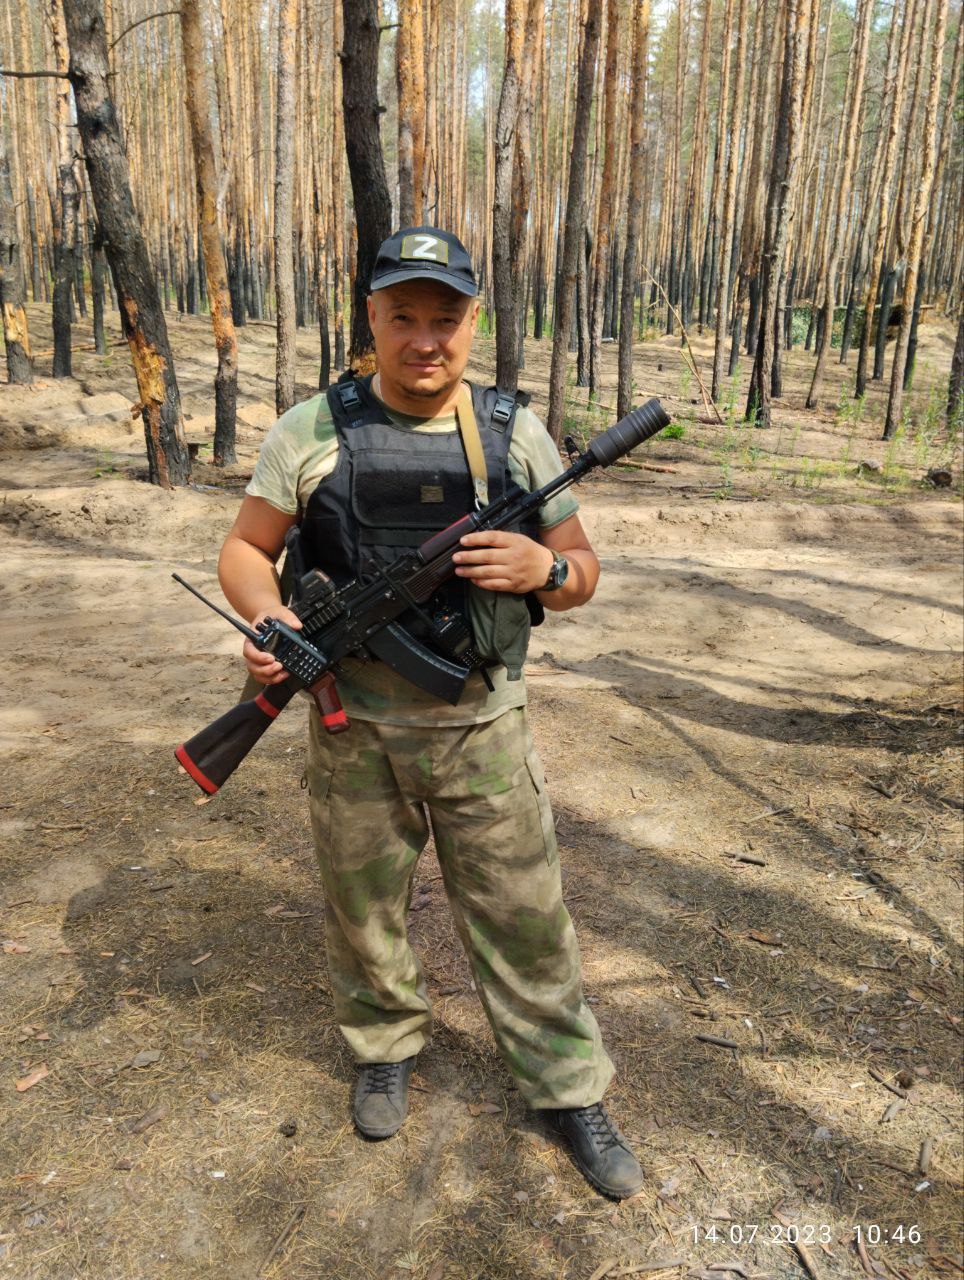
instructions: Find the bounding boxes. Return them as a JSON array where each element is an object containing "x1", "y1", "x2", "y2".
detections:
[
  {"x1": 243, "y1": 605, "x2": 303, "y2": 685},
  {"x1": 453, "y1": 530, "x2": 554, "y2": 593}
]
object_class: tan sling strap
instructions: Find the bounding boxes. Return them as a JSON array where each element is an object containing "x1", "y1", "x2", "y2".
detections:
[{"x1": 456, "y1": 383, "x2": 489, "y2": 509}]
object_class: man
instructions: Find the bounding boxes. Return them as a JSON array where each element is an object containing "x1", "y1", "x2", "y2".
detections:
[{"x1": 217, "y1": 226, "x2": 643, "y2": 1199}]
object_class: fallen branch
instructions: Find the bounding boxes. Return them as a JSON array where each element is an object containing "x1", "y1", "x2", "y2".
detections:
[
  {"x1": 640, "y1": 269, "x2": 724, "y2": 424},
  {"x1": 618, "y1": 459, "x2": 679, "y2": 474},
  {"x1": 257, "y1": 1204, "x2": 306, "y2": 1277},
  {"x1": 869, "y1": 1067, "x2": 908, "y2": 1100},
  {"x1": 746, "y1": 805, "x2": 794, "y2": 823},
  {"x1": 696, "y1": 1033, "x2": 740, "y2": 1050}
]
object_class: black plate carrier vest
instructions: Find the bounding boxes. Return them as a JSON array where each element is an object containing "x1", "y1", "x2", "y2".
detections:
[
  {"x1": 299, "y1": 376, "x2": 543, "y2": 675},
  {"x1": 301, "y1": 374, "x2": 536, "y2": 577}
]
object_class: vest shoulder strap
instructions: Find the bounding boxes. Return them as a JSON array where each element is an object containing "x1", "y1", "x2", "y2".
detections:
[
  {"x1": 468, "y1": 383, "x2": 530, "y2": 437},
  {"x1": 327, "y1": 373, "x2": 382, "y2": 431}
]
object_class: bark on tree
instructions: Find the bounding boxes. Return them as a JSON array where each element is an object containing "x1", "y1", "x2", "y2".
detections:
[
  {"x1": 745, "y1": 0, "x2": 810, "y2": 428},
  {"x1": 617, "y1": 0, "x2": 651, "y2": 418},
  {"x1": 51, "y1": 160, "x2": 79, "y2": 378},
  {"x1": 90, "y1": 216, "x2": 106, "y2": 355},
  {"x1": 61, "y1": 0, "x2": 191, "y2": 487},
  {"x1": 274, "y1": 0, "x2": 298, "y2": 415},
  {"x1": 492, "y1": 0, "x2": 524, "y2": 390},
  {"x1": 508, "y1": 0, "x2": 543, "y2": 377},
  {"x1": 181, "y1": 0, "x2": 238, "y2": 464},
  {"x1": 332, "y1": 0, "x2": 346, "y2": 371},
  {"x1": 711, "y1": 0, "x2": 748, "y2": 402},
  {"x1": 0, "y1": 127, "x2": 33, "y2": 384},
  {"x1": 947, "y1": 302, "x2": 964, "y2": 428},
  {"x1": 546, "y1": 7, "x2": 601, "y2": 443},
  {"x1": 589, "y1": 0, "x2": 620, "y2": 399},
  {"x1": 396, "y1": 0, "x2": 425, "y2": 225},
  {"x1": 341, "y1": 0, "x2": 392, "y2": 372},
  {"x1": 883, "y1": 0, "x2": 948, "y2": 439},
  {"x1": 805, "y1": 0, "x2": 873, "y2": 408},
  {"x1": 46, "y1": 0, "x2": 77, "y2": 379}
]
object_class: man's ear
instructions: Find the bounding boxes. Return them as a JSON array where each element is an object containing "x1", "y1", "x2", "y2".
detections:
[
  {"x1": 470, "y1": 300, "x2": 481, "y2": 331},
  {"x1": 366, "y1": 293, "x2": 376, "y2": 327}
]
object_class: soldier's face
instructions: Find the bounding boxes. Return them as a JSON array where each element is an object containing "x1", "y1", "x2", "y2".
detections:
[{"x1": 368, "y1": 280, "x2": 479, "y2": 408}]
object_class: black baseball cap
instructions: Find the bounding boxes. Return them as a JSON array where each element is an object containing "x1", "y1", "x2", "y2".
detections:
[{"x1": 370, "y1": 226, "x2": 478, "y2": 297}]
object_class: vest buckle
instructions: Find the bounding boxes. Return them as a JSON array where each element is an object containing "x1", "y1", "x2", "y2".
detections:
[
  {"x1": 491, "y1": 394, "x2": 514, "y2": 428},
  {"x1": 337, "y1": 382, "x2": 362, "y2": 415}
]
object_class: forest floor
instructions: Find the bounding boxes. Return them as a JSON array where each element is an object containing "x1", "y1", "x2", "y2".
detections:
[{"x1": 0, "y1": 304, "x2": 962, "y2": 1280}]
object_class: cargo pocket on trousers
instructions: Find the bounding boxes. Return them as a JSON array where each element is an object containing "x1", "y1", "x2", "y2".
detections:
[
  {"x1": 305, "y1": 767, "x2": 333, "y2": 854},
  {"x1": 525, "y1": 750, "x2": 557, "y2": 866}
]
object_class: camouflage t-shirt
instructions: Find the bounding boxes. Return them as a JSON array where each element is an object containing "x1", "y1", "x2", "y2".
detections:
[{"x1": 245, "y1": 387, "x2": 577, "y2": 727}]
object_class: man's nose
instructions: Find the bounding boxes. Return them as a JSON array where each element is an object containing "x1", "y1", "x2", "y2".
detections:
[{"x1": 410, "y1": 325, "x2": 438, "y2": 351}]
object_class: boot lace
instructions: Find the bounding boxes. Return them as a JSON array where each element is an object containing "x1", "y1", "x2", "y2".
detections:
[
  {"x1": 578, "y1": 1102, "x2": 625, "y2": 1151},
  {"x1": 361, "y1": 1062, "x2": 404, "y2": 1097}
]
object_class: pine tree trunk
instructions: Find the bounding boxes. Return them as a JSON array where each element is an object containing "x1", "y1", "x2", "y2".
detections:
[
  {"x1": 576, "y1": 223, "x2": 590, "y2": 386},
  {"x1": 50, "y1": 189, "x2": 75, "y2": 360},
  {"x1": 61, "y1": 0, "x2": 190, "y2": 486},
  {"x1": 618, "y1": 0, "x2": 651, "y2": 418},
  {"x1": 589, "y1": 0, "x2": 621, "y2": 399},
  {"x1": 396, "y1": 0, "x2": 417, "y2": 225},
  {"x1": 854, "y1": 0, "x2": 916, "y2": 398},
  {"x1": 0, "y1": 129, "x2": 33, "y2": 384},
  {"x1": 884, "y1": 0, "x2": 949, "y2": 438},
  {"x1": 947, "y1": 301, "x2": 964, "y2": 427},
  {"x1": 182, "y1": 0, "x2": 238, "y2": 464},
  {"x1": 874, "y1": 265, "x2": 897, "y2": 380},
  {"x1": 838, "y1": 246, "x2": 862, "y2": 363},
  {"x1": 342, "y1": 0, "x2": 392, "y2": 371},
  {"x1": 507, "y1": 0, "x2": 543, "y2": 377},
  {"x1": 546, "y1": 7, "x2": 601, "y2": 441},
  {"x1": 332, "y1": 0, "x2": 346, "y2": 371},
  {"x1": 492, "y1": 0, "x2": 524, "y2": 389},
  {"x1": 711, "y1": 0, "x2": 748, "y2": 402},
  {"x1": 806, "y1": 0, "x2": 873, "y2": 408},
  {"x1": 745, "y1": 0, "x2": 810, "y2": 427},
  {"x1": 91, "y1": 219, "x2": 107, "y2": 356},
  {"x1": 274, "y1": 0, "x2": 298, "y2": 415}
]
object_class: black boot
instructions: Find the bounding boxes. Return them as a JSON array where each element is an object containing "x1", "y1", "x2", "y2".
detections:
[
  {"x1": 352, "y1": 1057, "x2": 416, "y2": 1139},
  {"x1": 553, "y1": 1101, "x2": 644, "y2": 1199}
]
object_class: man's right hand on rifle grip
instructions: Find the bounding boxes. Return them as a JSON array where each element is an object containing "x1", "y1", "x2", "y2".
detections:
[{"x1": 244, "y1": 605, "x2": 303, "y2": 685}]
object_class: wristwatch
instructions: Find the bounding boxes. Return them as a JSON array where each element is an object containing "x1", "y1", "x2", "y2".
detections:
[{"x1": 541, "y1": 551, "x2": 569, "y2": 592}]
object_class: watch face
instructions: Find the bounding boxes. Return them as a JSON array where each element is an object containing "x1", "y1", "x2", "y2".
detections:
[{"x1": 551, "y1": 554, "x2": 569, "y2": 589}]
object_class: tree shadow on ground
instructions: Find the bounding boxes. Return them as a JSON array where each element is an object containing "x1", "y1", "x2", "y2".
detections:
[{"x1": 599, "y1": 558, "x2": 958, "y2": 657}]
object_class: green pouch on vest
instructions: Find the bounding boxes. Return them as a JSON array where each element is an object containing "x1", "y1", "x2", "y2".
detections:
[{"x1": 465, "y1": 582, "x2": 532, "y2": 681}]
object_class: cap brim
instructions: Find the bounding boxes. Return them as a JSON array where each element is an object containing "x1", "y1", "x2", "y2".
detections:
[{"x1": 370, "y1": 267, "x2": 478, "y2": 297}]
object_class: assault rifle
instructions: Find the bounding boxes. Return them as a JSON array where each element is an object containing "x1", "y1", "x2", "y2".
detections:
[{"x1": 173, "y1": 396, "x2": 670, "y2": 794}]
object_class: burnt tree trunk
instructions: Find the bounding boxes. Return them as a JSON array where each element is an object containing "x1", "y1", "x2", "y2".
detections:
[
  {"x1": 0, "y1": 129, "x2": 33, "y2": 384},
  {"x1": 546, "y1": 7, "x2": 601, "y2": 442},
  {"x1": 947, "y1": 302, "x2": 964, "y2": 428},
  {"x1": 61, "y1": 0, "x2": 190, "y2": 486},
  {"x1": 342, "y1": 0, "x2": 392, "y2": 372},
  {"x1": 745, "y1": 0, "x2": 809, "y2": 428},
  {"x1": 618, "y1": 0, "x2": 651, "y2": 418},
  {"x1": 182, "y1": 0, "x2": 238, "y2": 463},
  {"x1": 90, "y1": 219, "x2": 107, "y2": 356},
  {"x1": 492, "y1": 0, "x2": 524, "y2": 390},
  {"x1": 52, "y1": 162, "x2": 79, "y2": 378},
  {"x1": 274, "y1": 0, "x2": 297, "y2": 415}
]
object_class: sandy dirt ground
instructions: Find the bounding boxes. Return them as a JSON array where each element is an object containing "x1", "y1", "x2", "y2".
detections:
[{"x1": 0, "y1": 304, "x2": 962, "y2": 1280}]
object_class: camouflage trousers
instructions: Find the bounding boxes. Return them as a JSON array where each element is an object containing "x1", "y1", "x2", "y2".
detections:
[{"x1": 305, "y1": 706, "x2": 614, "y2": 1109}]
